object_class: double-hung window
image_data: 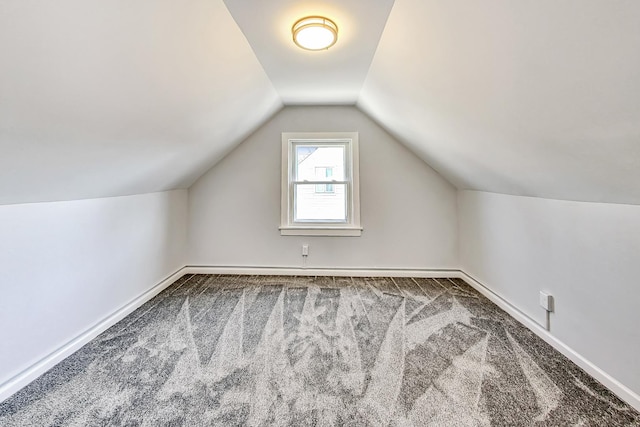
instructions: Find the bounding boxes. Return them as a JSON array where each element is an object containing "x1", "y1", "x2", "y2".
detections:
[{"x1": 280, "y1": 132, "x2": 361, "y2": 236}]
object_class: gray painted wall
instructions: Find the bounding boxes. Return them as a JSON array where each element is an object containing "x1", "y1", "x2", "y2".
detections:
[
  {"x1": 188, "y1": 106, "x2": 458, "y2": 270},
  {"x1": 458, "y1": 190, "x2": 640, "y2": 396},
  {"x1": 0, "y1": 190, "x2": 188, "y2": 387}
]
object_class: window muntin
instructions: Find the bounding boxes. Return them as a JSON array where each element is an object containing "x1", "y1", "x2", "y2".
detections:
[{"x1": 281, "y1": 132, "x2": 361, "y2": 236}]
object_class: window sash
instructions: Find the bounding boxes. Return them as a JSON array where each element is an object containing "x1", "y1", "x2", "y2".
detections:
[
  {"x1": 292, "y1": 141, "x2": 349, "y2": 182},
  {"x1": 291, "y1": 182, "x2": 350, "y2": 224},
  {"x1": 289, "y1": 140, "x2": 352, "y2": 225},
  {"x1": 291, "y1": 180, "x2": 348, "y2": 185}
]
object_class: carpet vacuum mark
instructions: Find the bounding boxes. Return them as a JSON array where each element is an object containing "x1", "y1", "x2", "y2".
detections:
[{"x1": 1, "y1": 275, "x2": 639, "y2": 426}]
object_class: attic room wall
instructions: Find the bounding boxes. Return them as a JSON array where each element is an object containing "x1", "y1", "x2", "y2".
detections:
[
  {"x1": 0, "y1": 190, "x2": 188, "y2": 394},
  {"x1": 188, "y1": 106, "x2": 458, "y2": 270},
  {"x1": 458, "y1": 190, "x2": 640, "y2": 398}
]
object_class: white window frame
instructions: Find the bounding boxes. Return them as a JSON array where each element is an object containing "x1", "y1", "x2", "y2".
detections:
[{"x1": 280, "y1": 132, "x2": 362, "y2": 236}]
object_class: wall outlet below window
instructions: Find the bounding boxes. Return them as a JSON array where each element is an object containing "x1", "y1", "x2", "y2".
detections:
[{"x1": 302, "y1": 244, "x2": 309, "y2": 256}]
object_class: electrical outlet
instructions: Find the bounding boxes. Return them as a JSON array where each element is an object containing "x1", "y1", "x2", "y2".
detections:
[
  {"x1": 302, "y1": 244, "x2": 309, "y2": 256},
  {"x1": 539, "y1": 291, "x2": 553, "y2": 312}
]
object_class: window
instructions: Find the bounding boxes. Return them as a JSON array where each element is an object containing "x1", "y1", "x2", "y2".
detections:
[{"x1": 280, "y1": 132, "x2": 361, "y2": 236}]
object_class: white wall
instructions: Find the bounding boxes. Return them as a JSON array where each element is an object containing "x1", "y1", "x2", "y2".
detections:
[
  {"x1": 188, "y1": 106, "x2": 458, "y2": 270},
  {"x1": 0, "y1": 190, "x2": 188, "y2": 388},
  {"x1": 458, "y1": 190, "x2": 640, "y2": 396}
]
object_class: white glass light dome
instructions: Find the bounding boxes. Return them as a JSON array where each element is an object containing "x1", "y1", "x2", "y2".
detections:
[{"x1": 292, "y1": 16, "x2": 338, "y2": 51}]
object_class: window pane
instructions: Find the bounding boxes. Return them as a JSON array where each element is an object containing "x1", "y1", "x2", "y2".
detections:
[
  {"x1": 295, "y1": 184, "x2": 346, "y2": 222},
  {"x1": 295, "y1": 145, "x2": 345, "y2": 181}
]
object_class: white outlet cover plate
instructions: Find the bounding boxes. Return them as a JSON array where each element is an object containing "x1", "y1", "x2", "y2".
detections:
[{"x1": 539, "y1": 291, "x2": 553, "y2": 311}]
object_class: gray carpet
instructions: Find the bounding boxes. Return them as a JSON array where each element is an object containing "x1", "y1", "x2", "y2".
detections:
[{"x1": 1, "y1": 275, "x2": 639, "y2": 426}]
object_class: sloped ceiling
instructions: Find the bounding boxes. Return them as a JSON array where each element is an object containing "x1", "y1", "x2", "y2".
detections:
[
  {"x1": 2, "y1": 0, "x2": 640, "y2": 206},
  {"x1": 359, "y1": 0, "x2": 640, "y2": 205},
  {"x1": 0, "y1": 0, "x2": 281, "y2": 205},
  {"x1": 223, "y1": 0, "x2": 394, "y2": 104}
]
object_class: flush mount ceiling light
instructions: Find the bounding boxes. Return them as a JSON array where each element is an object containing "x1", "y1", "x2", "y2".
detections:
[{"x1": 292, "y1": 16, "x2": 338, "y2": 51}]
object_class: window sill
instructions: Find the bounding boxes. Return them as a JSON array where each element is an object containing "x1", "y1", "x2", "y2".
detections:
[{"x1": 279, "y1": 226, "x2": 362, "y2": 237}]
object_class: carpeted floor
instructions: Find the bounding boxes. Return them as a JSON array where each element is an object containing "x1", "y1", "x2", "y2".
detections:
[{"x1": 1, "y1": 274, "x2": 639, "y2": 426}]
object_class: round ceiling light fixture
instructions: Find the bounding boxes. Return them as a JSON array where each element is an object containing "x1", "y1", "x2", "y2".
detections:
[{"x1": 292, "y1": 16, "x2": 338, "y2": 51}]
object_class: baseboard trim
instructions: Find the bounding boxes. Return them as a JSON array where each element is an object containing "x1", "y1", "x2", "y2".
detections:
[
  {"x1": 457, "y1": 271, "x2": 640, "y2": 412},
  {"x1": 185, "y1": 265, "x2": 459, "y2": 278},
  {"x1": 0, "y1": 266, "x2": 188, "y2": 403}
]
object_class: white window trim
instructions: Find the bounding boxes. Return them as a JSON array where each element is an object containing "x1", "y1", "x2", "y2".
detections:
[{"x1": 280, "y1": 132, "x2": 362, "y2": 237}]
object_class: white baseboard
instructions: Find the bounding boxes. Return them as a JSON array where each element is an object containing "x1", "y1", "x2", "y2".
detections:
[
  {"x1": 185, "y1": 265, "x2": 459, "y2": 278},
  {"x1": 0, "y1": 266, "x2": 188, "y2": 403},
  {"x1": 3, "y1": 265, "x2": 639, "y2": 414},
  {"x1": 456, "y1": 271, "x2": 640, "y2": 412}
]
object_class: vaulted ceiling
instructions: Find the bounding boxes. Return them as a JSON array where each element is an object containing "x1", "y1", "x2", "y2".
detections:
[
  {"x1": 2, "y1": 0, "x2": 640, "y2": 205},
  {"x1": 0, "y1": 0, "x2": 281, "y2": 204},
  {"x1": 360, "y1": 0, "x2": 640, "y2": 205}
]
